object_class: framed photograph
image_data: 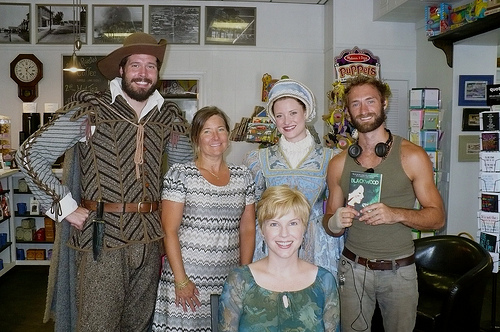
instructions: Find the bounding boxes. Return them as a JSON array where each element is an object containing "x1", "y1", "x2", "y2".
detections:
[
  {"x1": 149, "y1": 6, "x2": 200, "y2": 44},
  {"x1": 458, "y1": 75, "x2": 494, "y2": 106},
  {"x1": 462, "y1": 108, "x2": 487, "y2": 131},
  {"x1": 205, "y1": 6, "x2": 256, "y2": 46},
  {"x1": 36, "y1": 5, "x2": 87, "y2": 44},
  {"x1": 93, "y1": 5, "x2": 143, "y2": 44},
  {"x1": 159, "y1": 80, "x2": 199, "y2": 122},
  {"x1": 458, "y1": 135, "x2": 480, "y2": 162},
  {"x1": 0, "y1": 3, "x2": 30, "y2": 44}
]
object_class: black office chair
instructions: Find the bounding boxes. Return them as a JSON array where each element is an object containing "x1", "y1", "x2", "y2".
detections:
[
  {"x1": 414, "y1": 235, "x2": 492, "y2": 332},
  {"x1": 210, "y1": 293, "x2": 220, "y2": 332}
]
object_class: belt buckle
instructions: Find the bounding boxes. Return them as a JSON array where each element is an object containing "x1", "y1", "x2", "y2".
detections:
[
  {"x1": 368, "y1": 259, "x2": 378, "y2": 270},
  {"x1": 137, "y1": 201, "x2": 153, "y2": 213}
]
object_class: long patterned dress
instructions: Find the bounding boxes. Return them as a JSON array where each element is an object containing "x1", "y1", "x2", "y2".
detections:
[
  {"x1": 244, "y1": 142, "x2": 344, "y2": 277},
  {"x1": 151, "y1": 162, "x2": 255, "y2": 332}
]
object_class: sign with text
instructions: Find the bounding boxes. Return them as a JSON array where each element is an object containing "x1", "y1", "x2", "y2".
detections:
[
  {"x1": 334, "y1": 46, "x2": 380, "y2": 83},
  {"x1": 62, "y1": 55, "x2": 108, "y2": 105}
]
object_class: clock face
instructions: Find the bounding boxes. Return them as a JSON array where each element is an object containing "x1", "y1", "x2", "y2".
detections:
[{"x1": 14, "y1": 58, "x2": 39, "y2": 83}]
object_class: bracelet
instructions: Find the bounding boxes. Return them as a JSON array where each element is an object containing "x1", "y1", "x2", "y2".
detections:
[{"x1": 174, "y1": 275, "x2": 190, "y2": 290}]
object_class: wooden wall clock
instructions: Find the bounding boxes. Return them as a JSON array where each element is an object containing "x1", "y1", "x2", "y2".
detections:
[{"x1": 10, "y1": 54, "x2": 43, "y2": 102}]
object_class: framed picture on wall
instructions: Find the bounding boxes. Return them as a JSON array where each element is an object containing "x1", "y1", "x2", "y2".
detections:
[
  {"x1": 458, "y1": 75, "x2": 494, "y2": 106},
  {"x1": 205, "y1": 6, "x2": 256, "y2": 45},
  {"x1": 36, "y1": 5, "x2": 87, "y2": 44},
  {"x1": 458, "y1": 135, "x2": 480, "y2": 162},
  {"x1": 93, "y1": 5, "x2": 143, "y2": 44},
  {"x1": 149, "y1": 6, "x2": 200, "y2": 44},
  {"x1": 0, "y1": 3, "x2": 30, "y2": 44},
  {"x1": 462, "y1": 108, "x2": 488, "y2": 131}
]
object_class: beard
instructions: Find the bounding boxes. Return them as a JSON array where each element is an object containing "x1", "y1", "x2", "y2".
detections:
[
  {"x1": 349, "y1": 108, "x2": 387, "y2": 133},
  {"x1": 121, "y1": 75, "x2": 157, "y2": 102}
]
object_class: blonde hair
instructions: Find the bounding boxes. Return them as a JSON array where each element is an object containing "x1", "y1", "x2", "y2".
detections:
[{"x1": 256, "y1": 185, "x2": 310, "y2": 229}]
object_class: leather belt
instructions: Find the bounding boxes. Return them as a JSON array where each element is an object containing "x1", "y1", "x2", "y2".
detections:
[
  {"x1": 342, "y1": 247, "x2": 415, "y2": 270},
  {"x1": 82, "y1": 199, "x2": 159, "y2": 213}
]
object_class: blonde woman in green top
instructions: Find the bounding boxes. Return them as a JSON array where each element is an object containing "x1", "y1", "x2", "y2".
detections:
[{"x1": 219, "y1": 185, "x2": 340, "y2": 331}]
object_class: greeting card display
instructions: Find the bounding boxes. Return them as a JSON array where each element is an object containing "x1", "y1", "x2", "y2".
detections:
[
  {"x1": 480, "y1": 172, "x2": 500, "y2": 192},
  {"x1": 481, "y1": 132, "x2": 500, "y2": 151},
  {"x1": 479, "y1": 151, "x2": 500, "y2": 172},
  {"x1": 478, "y1": 211, "x2": 500, "y2": 233},
  {"x1": 480, "y1": 111, "x2": 500, "y2": 131},
  {"x1": 481, "y1": 192, "x2": 500, "y2": 213}
]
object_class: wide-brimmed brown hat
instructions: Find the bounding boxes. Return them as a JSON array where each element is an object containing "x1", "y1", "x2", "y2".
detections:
[{"x1": 97, "y1": 32, "x2": 167, "y2": 80}]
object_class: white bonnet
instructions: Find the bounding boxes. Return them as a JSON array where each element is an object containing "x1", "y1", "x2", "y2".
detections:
[{"x1": 266, "y1": 79, "x2": 316, "y2": 123}]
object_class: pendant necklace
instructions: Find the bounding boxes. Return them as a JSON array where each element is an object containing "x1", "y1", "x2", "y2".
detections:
[{"x1": 197, "y1": 163, "x2": 220, "y2": 180}]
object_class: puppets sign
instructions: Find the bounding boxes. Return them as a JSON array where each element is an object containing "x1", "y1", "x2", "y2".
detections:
[{"x1": 334, "y1": 47, "x2": 380, "y2": 82}]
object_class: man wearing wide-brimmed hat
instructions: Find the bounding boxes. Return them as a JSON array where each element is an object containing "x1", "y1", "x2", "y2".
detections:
[{"x1": 16, "y1": 32, "x2": 192, "y2": 332}]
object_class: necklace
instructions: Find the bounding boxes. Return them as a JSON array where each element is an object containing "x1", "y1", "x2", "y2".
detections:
[{"x1": 196, "y1": 162, "x2": 221, "y2": 180}]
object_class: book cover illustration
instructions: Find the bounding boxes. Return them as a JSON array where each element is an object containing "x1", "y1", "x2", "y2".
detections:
[
  {"x1": 481, "y1": 132, "x2": 500, "y2": 151},
  {"x1": 348, "y1": 171, "x2": 382, "y2": 212}
]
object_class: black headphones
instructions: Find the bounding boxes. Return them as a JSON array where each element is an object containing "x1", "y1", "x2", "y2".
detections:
[{"x1": 348, "y1": 129, "x2": 393, "y2": 160}]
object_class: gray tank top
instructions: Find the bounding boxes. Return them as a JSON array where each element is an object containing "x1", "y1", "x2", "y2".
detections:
[{"x1": 340, "y1": 135, "x2": 416, "y2": 259}]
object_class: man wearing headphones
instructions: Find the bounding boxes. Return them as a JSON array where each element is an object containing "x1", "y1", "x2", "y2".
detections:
[{"x1": 322, "y1": 75, "x2": 445, "y2": 332}]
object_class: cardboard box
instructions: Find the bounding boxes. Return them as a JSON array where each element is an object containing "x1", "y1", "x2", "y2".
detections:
[
  {"x1": 44, "y1": 218, "x2": 54, "y2": 230},
  {"x1": 21, "y1": 218, "x2": 35, "y2": 229},
  {"x1": 45, "y1": 228, "x2": 55, "y2": 242},
  {"x1": 35, "y1": 249, "x2": 46, "y2": 260},
  {"x1": 26, "y1": 249, "x2": 37, "y2": 260}
]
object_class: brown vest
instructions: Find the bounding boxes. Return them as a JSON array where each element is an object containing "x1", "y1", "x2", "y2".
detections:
[{"x1": 68, "y1": 90, "x2": 186, "y2": 251}]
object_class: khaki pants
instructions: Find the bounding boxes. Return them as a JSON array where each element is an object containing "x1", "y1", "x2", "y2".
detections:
[
  {"x1": 76, "y1": 241, "x2": 162, "y2": 332},
  {"x1": 338, "y1": 254, "x2": 418, "y2": 332}
]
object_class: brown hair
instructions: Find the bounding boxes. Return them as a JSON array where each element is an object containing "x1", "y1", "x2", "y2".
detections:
[
  {"x1": 343, "y1": 75, "x2": 392, "y2": 106},
  {"x1": 190, "y1": 106, "x2": 230, "y2": 159}
]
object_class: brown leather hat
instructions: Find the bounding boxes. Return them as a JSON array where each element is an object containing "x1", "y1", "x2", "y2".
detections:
[{"x1": 97, "y1": 32, "x2": 167, "y2": 80}]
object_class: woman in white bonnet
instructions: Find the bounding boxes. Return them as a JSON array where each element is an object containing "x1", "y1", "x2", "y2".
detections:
[{"x1": 244, "y1": 79, "x2": 344, "y2": 277}]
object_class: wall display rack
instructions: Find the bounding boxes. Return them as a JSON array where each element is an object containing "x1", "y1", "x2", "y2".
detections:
[{"x1": 408, "y1": 87, "x2": 443, "y2": 238}]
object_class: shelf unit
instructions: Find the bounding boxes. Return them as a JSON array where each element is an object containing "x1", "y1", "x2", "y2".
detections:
[
  {"x1": 10, "y1": 171, "x2": 61, "y2": 267},
  {"x1": 0, "y1": 169, "x2": 63, "y2": 277},
  {"x1": 428, "y1": 12, "x2": 500, "y2": 68},
  {"x1": 0, "y1": 169, "x2": 22, "y2": 277}
]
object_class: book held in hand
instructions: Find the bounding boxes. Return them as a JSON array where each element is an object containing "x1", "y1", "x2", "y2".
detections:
[{"x1": 348, "y1": 171, "x2": 382, "y2": 212}]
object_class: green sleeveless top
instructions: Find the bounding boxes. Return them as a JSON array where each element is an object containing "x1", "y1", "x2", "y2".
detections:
[{"x1": 340, "y1": 135, "x2": 416, "y2": 259}]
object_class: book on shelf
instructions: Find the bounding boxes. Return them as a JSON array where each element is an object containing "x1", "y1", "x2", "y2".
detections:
[{"x1": 347, "y1": 171, "x2": 382, "y2": 212}]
